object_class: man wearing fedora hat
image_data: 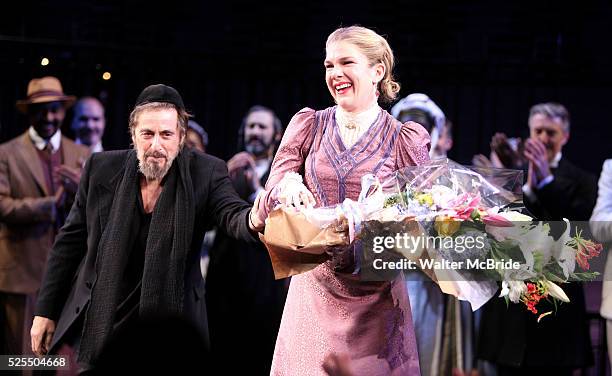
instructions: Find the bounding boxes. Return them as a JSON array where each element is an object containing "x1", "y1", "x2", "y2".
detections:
[
  {"x1": 0, "y1": 76, "x2": 90, "y2": 357},
  {"x1": 30, "y1": 83, "x2": 264, "y2": 372}
]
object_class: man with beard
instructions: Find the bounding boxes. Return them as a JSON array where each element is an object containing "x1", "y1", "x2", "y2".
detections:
[
  {"x1": 205, "y1": 105, "x2": 286, "y2": 375},
  {"x1": 30, "y1": 84, "x2": 264, "y2": 373},
  {"x1": 71, "y1": 97, "x2": 106, "y2": 153},
  {"x1": 227, "y1": 105, "x2": 282, "y2": 199},
  {"x1": 478, "y1": 102, "x2": 597, "y2": 375},
  {"x1": 0, "y1": 76, "x2": 90, "y2": 357}
]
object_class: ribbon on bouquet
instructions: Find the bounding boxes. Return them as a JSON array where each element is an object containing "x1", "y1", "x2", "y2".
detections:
[
  {"x1": 336, "y1": 199, "x2": 364, "y2": 275},
  {"x1": 337, "y1": 199, "x2": 363, "y2": 244},
  {"x1": 337, "y1": 174, "x2": 386, "y2": 243},
  {"x1": 335, "y1": 175, "x2": 387, "y2": 275}
]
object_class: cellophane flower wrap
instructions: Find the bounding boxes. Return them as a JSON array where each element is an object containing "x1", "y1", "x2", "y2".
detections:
[
  {"x1": 362, "y1": 158, "x2": 602, "y2": 318},
  {"x1": 261, "y1": 158, "x2": 602, "y2": 319}
]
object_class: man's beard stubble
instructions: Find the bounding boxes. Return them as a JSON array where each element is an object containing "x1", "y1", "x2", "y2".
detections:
[
  {"x1": 137, "y1": 150, "x2": 177, "y2": 180},
  {"x1": 245, "y1": 137, "x2": 273, "y2": 158}
]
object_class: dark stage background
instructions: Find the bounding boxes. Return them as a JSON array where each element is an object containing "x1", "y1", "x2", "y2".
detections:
[{"x1": 1, "y1": 0, "x2": 611, "y2": 174}]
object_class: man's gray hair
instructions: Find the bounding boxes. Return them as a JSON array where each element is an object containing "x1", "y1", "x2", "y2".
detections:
[{"x1": 528, "y1": 102, "x2": 570, "y2": 133}]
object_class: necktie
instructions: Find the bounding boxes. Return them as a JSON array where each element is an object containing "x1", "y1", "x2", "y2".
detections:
[
  {"x1": 44, "y1": 142, "x2": 56, "y2": 194},
  {"x1": 44, "y1": 142, "x2": 53, "y2": 156}
]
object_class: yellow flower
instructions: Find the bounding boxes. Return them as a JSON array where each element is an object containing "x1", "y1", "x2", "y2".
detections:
[
  {"x1": 434, "y1": 216, "x2": 461, "y2": 237},
  {"x1": 416, "y1": 193, "x2": 434, "y2": 207}
]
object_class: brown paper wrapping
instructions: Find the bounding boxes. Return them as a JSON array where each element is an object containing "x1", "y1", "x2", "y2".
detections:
[{"x1": 260, "y1": 207, "x2": 349, "y2": 279}]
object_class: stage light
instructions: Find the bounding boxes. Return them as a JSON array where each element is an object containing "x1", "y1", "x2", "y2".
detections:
[
  {"x1": 102, "y1": 72, "x2": 111, "y2": 80},
  {"x1": 41, "y1": 57, "x2": 49, "y2": 66}
]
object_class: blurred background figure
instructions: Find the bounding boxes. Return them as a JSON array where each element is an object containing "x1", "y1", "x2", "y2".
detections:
[
  {"x1": 205, "y1": 105, "x2": 287, "y2": 375},
  {"x1": 186, "y1": 119, "x2": 209, "y2": 153},
  {"x1": 0, "y1": 76, "x2": 89, "y2": 358},
  {"x1": 184, "y1": 119, "x2": 214, "y2": 284},
  {"x1": 392, "y1": 92, "x2": 477, "y2": 376},
  {"x1": 230, "y1": 105, "x2": 283, "y2": 199},
  {"x1": 472, "y1": 132, "x2": 527, "y2": 170},
  {"x1": 391, "y1": 92, "x2": 448, "y2": 159},
  {"x1": 71, "y1": 96, "x2": 106, "y2": 153},
  {"x1": 478, "y1": 102, "x2": 596, "y2": 375},
  {"x1": 436, "y1": 119, "x2": 454, "y2": 159}
]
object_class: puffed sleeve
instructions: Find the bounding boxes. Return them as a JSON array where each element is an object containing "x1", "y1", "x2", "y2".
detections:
[
  {"x1": 256, "y1": 108, "x2": 316, "y2": 220},
  {"x1": 395, "y1": 121, "x2": 431, "y2": 169}
]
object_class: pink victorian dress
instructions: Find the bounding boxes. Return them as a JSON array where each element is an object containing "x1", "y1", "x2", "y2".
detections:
[{"x1": 258, "y1": 106, "x2": 430, "y2": 375}]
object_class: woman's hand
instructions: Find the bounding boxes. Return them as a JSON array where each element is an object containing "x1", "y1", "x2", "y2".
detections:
[{"x1": 276, "y1": 172, "x2": 316, "y2": 209}]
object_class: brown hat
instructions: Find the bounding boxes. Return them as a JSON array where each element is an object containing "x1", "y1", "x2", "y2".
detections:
[{"x1": 16, "y1": 76, "x2": 76, "y2": 113}]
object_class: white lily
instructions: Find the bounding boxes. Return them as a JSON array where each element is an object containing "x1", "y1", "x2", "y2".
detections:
[
  {"x1": 429, "y1": 184, "x2": 456, "y2": 209},
  {"x1": 552, "y1": 218, "x2": 576, "y2": 279},
  {"x1": 497, "y1": 210, "x2": 533, "y2": 222},
  {"x1": 484, "y1": 210, "x2": 532, "y2": 242},
  {"x1": 499, "y1": 280, "x2": 527, "y2": 303},
  {"x1": 517, "y1": 221, "x2": 555, "y2": 266},
  {"x1": 504, "y1": 263, "x2": 537, "y2": 281},
  {"x1": 543, "y1": 280, "x2": 570, "y2": 303}
]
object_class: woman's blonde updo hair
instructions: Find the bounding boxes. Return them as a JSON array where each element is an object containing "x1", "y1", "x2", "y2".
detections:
[{"x1": 326, "y1": 25, "x2": 400, "y2": 103}]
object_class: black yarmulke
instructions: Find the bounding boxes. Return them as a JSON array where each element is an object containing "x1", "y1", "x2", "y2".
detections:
[{"x1": 135, "y1": 84, "x2": 185, "y2": 111}]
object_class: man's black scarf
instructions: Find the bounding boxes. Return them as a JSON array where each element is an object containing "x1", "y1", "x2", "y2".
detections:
[{"x1": 78, "y1": 149, "x2": 195, "y2": 363}]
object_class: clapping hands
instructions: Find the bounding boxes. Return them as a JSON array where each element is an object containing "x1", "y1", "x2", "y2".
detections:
[
  {"x1": 490, "y1": 133, "x2": 525, "y2": 169},
  {"x1": 227, "y1": 152, "x2": 262, "y2": 192},
  {"x1": 524, "y1": 138, "x2": 552, "y2": 189},
  {"x1": 54, "y1": 164, "x2": 81, "y2": 195}
]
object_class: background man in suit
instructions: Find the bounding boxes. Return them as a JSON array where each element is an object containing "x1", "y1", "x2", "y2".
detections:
[
  {"x1": 227, "y1": 105, "x2": 283, "y2": 200},
  {"x1": 521, "y1": 102, "x2": 598, "y2": 220},
  {"x1": 71, "y1": 97, "x2": 106, "y2": 153},
  {"x1": 206, "y1": 105, "x2": 287, "y2": 375},
  {"x1": 0, "y1": 76, "x2": 90, "y2": 356},
  {"x1": 30, "y1": 84, "x2": 264, "y2": 373},
  {"x1": 478, "y1": 102, "x2": 597, "y2": 375}
]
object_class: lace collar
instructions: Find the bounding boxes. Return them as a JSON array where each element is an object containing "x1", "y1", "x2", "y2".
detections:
[{"x1": 335, "y1": 101, "x2": 380, "y2": 130}]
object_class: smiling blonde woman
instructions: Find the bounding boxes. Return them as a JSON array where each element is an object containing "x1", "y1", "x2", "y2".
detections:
[{"x1": 255, "y1": 25, "x2": 430, "y2": 375}]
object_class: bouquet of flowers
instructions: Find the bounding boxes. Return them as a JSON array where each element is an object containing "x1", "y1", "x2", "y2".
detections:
[
  {"x1": 260, "y1": 159, "x2": 603, "y2": 318},
  {"x1": 367, "y1": 158, "x2": 603, "y2": 317}
]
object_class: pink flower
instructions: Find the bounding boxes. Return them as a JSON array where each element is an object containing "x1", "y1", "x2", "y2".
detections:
[
  {"x1": 447, "y1": 193, "x2": 481, "y2": 220},
  {"x1": 482, "y1": 211, "x2": 514, "y2": 227}
]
